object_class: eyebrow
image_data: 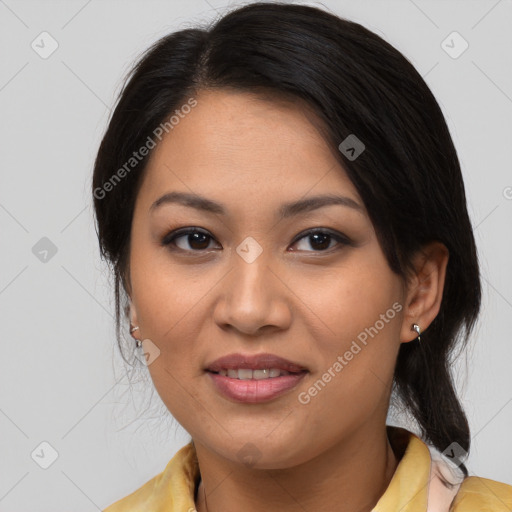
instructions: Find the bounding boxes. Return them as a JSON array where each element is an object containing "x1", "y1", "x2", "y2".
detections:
[{"x1": 150, "y1": 191, "x2": 365, "y2": 218}]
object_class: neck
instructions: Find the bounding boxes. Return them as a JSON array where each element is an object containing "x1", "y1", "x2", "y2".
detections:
[{"x1": 194, "y1": 424, "x2": 398, "y2": 512}]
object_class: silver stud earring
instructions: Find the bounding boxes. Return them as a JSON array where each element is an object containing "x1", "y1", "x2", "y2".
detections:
[
  {"x1": 411, "y1": 323, "x2": 421, "y2": 342},
  {"x1": 130, "y1": 325, "x2": 142, "y2": 348}
]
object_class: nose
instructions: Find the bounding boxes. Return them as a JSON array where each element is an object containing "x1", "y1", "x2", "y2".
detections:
[{"x1": 212, "y1": 249, "x2": 292, "y2": 336}]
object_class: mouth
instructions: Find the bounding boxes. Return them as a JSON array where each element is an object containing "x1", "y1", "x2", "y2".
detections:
[
  {"x1": 206, "y1": 352, "x2": 308, "y2": 373},
  {"x1": 209, "y1": 368, "x2": 301, "y2": 379},
  {"x1": 205, "y1": 353, "x2": 308, "y2": 403}
]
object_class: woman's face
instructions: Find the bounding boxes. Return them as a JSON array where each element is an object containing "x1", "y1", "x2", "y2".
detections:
[{"x1": 128, "y1": 89, "x2": 411, "y2": 468}]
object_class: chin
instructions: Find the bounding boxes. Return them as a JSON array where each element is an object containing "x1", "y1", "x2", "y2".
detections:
[{"x1": 208, "y1": 432, "x2": 311, "y2": 470}]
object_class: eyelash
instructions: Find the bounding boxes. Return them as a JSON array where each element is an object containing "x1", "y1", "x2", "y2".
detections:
[{"x1": 160, "y1": 227, "x2": 353, "y2": 254}]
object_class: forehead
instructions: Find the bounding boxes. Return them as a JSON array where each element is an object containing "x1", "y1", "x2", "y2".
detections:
[{"x1": 137, "y1": 89, "x2": 360, "y2": 207}]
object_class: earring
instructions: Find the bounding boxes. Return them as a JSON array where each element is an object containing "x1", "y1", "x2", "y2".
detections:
[
  {"x1": 130, "y1": 325, "x2": 142, "y2": 348},
  {"x1": 411, "y1": 323, "x2": 421, "y2": 342}
]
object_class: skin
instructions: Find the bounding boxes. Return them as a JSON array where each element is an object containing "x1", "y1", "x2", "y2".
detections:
[{"x1": 127, "y1": 88, "x2": 449, "y2": 512}]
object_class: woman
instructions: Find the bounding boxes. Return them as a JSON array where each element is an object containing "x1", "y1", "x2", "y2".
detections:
[{"x1": 93, "y1": 2, "x2": 512, "y2": 511}]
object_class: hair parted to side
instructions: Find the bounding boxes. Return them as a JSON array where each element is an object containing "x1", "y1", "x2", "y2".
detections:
[{"x1": 92, "y1": 1, "x2": 480, "y2": 475}]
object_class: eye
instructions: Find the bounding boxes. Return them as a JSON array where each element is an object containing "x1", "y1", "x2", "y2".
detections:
[
  {"x1": 161, "y1": 227, "x2": 220, "y2": 252},
  {"x1": 290, "y1": 228, "x2": 351, "y2": 252},
  {"x1": 161, "y1": 227, "x2": 352, "y2": 254}
]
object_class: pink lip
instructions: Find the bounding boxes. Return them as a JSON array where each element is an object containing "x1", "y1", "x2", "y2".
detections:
[
  {"x1": 206, "y1": 352, "x2": 307, "y2": 373},
  {"x1": 205, "y1": 353, "x2": 308, "y2": 404},
  {"x1": 207, "y1": 372, "x2": 307, "y2": 403}
]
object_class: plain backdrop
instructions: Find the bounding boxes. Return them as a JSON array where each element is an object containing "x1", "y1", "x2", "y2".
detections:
[{"x1": 0, "y1": 0, "x2": 511, "y2": 510}]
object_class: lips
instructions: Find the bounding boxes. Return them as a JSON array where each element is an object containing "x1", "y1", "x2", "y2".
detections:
[
  {"x1": 205, "y1": 353, "x2": 308, "y2": 403},
  {"x1": 206, "y1": 353, "x2": 308, "y2": 374}
]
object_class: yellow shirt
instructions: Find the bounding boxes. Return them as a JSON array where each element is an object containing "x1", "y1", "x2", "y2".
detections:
[{"x1": 103, "y1": 426, "x2": 512, "y2": 511}]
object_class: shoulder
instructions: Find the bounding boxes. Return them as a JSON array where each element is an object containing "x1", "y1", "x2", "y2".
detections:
[
  {"x1": 102, "y1": 472, "x2": 164, "y2": 512},
  {"x1": 451, "y1": 475, "x2": 512, "y2": 511},
  {"x1": 102, "y1": 442, "x2": 199, "y2": 512},
  {"x1": 426, "y1": 443, "x2": 512, "y2": 512}
]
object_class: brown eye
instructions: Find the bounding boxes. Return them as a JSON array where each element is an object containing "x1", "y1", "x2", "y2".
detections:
[
  {"x1": 162, "y1": 228, "x2": 220, "y2": 252},
  {"x1": 161, "y1": 227, "x2": 351, "y2": 254},
  {"x1": 290, "y1": 229, "x2": 351, "y2": 252}
]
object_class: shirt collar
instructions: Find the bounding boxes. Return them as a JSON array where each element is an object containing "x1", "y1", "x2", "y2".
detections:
[
  {"x1": 372, "y1": 426, "x2": 431, "y2": 511},
  {"x1": 148, "y1": 426, "x2": 432, "y2": 511}
]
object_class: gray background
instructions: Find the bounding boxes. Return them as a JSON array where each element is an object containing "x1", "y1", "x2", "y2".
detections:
[{"x1": 0, "y1": 0, "x2": 511, "y2": 510}]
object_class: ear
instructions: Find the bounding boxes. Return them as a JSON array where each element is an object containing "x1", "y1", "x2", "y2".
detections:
[
  {"x1": 128, "y1": 298, "x2": 140, "y2": 337},
  {"x1": 399, "y1": 241, "x2": 449, "y2": 344},
  {"x1": 123, "y1": 266, "x2": 139, "y2": 334}
]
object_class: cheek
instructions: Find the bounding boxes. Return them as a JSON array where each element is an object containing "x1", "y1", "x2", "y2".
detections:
[
  {"x1": 292, "y1": 256, "x2": 403, "y2": 412},
  {"x1": 130, "y1": 254, "x2": 209, "y2": 420},
  {"x1": 130, "y1": 240, "x2": 203, "y2": 331},
  {"x1": 291, "y1": 255, "x2": 402, "y2": 351},
  {"x1": 129, "y1": 252, "x2": 196, "y2": 396}
]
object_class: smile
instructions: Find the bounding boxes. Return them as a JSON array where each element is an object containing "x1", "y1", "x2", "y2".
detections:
[
  {"x1": 213, "y1": 368, "x2": 294, "y2": 379},
  {"x1": 206, "y1": 369, "x2": 308, "y2": 403}
]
